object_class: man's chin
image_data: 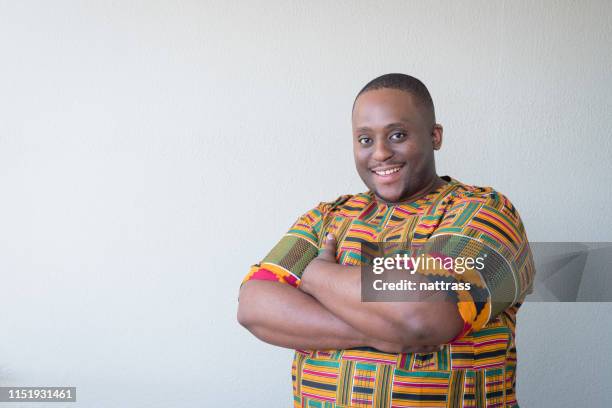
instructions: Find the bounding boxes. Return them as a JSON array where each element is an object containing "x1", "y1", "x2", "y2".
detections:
[{"x1": 373, "y1": 187, "x2": 402, "y2": 203}]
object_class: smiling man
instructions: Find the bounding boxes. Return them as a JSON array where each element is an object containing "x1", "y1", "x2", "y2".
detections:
[{"x1": 238, "y1": 74, "x2": 535, "y2": 407}]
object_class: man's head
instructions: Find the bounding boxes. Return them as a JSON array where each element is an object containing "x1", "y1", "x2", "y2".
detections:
[{"x1": 352, "y1": 73, "x2": 443, "y2": 203}]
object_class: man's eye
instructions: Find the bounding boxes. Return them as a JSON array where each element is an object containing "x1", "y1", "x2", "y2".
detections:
[
  {"x1": 358, "y1": 137, "x2": 372, "y2": 145},
  {"x1": 390, "y1": 132, "x2": 406, "y2": 141}
]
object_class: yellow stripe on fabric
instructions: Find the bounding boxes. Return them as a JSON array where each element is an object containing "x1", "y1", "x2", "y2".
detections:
[
  {"x1": 336, "y1": 359, "x2": 355, "y2": 406},
  {"x1": 372, "y1": 364, "x2": 393, "y2": 408}
]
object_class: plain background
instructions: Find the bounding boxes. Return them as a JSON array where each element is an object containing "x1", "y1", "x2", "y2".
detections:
[{"x1": 1, "y1": 1, "x2": 611, "y2": 407}]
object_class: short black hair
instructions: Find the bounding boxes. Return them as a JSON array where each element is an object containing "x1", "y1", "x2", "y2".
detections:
[{"x1": 353, "y1": 73, "x2": 436, "y2": 127}]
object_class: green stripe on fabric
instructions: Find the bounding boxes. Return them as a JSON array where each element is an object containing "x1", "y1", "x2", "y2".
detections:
[
  {"x1": 287, "y1": 229, "x2": 319, "y2": 243},
  {"x1": 346, "y1": 251, "x2": 367, "y2": 263},
  {"x1": 355, "y1": 362, "x2": 377, "y2": 371},
  {"x1": 294, "y1": 352, "x2": 307, "y2": 397},
  {"x1": 485, "y1": 206, "x2": 517, "y2": 232},
  {"x1": 448, "y1": 369, "x2": 465, "y2": 407},
  {"x1": 455, "y1": 202, "x2": 480, "y2": 226},
  {"x1": 352, "y1": 219, "x2": 378, "y2": 228},
  {"x1": 434, "y1": 226, "x2": 464, "y2": 233},
  {"x1": 474, "y1": 371, "x2": 485, "y2": 407},
  {"x1": 473, "y1": 327, "x2": 511, "y2": 338},
  {"x1": 393, "y1": 370, "x2": 450, "y2": 379},
  {"x1": 337, "y1": 360, "x2": 355, "y2": 406},
  {"x1": 307, "y1": 399, "x2": 322, "y2": 408},
  {"x1": 481, "y1": 234, "x2": 501, "y2": 247},
  {"x1": 486, "y1": 368, "x2": 504, "y2": 377},
  {"x1": 306, "y1": 359, "x2": 340, "y2": 369},
  {"x1": 373, "y1": 364, "x2": 393, "y2": 408},
  {"x1": 438, "y1": 347, "x2": 449, "y2": 370}
]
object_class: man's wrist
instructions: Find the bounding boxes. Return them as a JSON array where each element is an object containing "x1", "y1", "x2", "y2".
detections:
[{"x1": 300, "y1": 258, "x2": 323, "y2": 295}]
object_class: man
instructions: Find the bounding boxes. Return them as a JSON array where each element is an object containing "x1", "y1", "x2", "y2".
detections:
[{"x1": 238, "y1": 73, "x2": 535, "y2": 407}]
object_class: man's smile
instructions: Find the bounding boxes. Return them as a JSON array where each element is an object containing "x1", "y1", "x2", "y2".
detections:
[{"x1": 371, "y1": 164, "x2": 405, "y2": 182}]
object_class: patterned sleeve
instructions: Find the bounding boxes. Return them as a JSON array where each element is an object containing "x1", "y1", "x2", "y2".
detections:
[
  {"x1": 415, "y1": 189, "x2": 535, "y2": 337},
  {"x1": 241, "y1": 196, "x2": 349, "y2": 288}
]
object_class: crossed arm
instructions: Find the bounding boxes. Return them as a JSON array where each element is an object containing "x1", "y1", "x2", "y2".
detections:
[{"x1": 237, "y1": 234, "x2": 464, "y2": 353}]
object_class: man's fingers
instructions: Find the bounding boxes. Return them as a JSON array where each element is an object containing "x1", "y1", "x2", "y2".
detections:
[{"x1": 319, "y1": 233, "x2": 338, "y2": 262}]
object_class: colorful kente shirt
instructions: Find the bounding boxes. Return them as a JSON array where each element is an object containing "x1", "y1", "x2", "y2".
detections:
[{"x1": 241, "y1": 176, "x2": 535, "y2": 408}]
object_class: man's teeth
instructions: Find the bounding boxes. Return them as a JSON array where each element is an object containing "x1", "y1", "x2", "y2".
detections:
[{"x1": 374, "y1": 167, "x2": 401, "y2": 176}]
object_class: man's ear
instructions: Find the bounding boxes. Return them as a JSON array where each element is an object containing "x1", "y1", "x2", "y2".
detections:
[{"x1": 432, "y1": 124, "x2": 443, "y2": 150}]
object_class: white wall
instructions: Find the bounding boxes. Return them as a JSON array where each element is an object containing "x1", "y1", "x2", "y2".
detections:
[{"x1": 0, "y1": 1, "x2": 610, "y2": 406}]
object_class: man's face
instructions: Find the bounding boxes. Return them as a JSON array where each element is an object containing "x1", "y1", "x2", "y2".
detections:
[{"x1": 352, "y1": 88, "x2": 442, "y2": 203}]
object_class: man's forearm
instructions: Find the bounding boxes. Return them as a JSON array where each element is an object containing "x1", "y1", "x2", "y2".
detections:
[
  {"x1": 300, "y1": 261, "x2": 463, "y2": 346},
  {"x1": 238, "y1": 280, "x2": 445, "y2": 353},
  {"x1": 299, "y1": 262, "x2": 419, "y2": 344},
  {"x1": 237, "y1": 280, "x2": 368, "y2": 350}
]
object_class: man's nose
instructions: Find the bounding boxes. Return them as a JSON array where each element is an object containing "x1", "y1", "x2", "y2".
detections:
[{"x1": 372, "y1": 138, "x2": 393, "y2": 162}]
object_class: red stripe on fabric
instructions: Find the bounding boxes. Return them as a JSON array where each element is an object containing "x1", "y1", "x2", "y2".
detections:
[
  {"x1": 302, "y1": 369, "x2": 338, "y2": 378},
  {"x1": 469, "y1": 225, "x2": 511, "y2": 247},
  {"x1": 476, "y1": 362, "x2": 505, "y2": 369},
  {"x1": 452, "y1": 364, "x2": 475, "y2": 369},
  {"x1": 479, "y1": 209, "x2": 520, "y2": 242},
  {"x1": 354, "y1": 375, "x2": 375, "y2": 382},
  {"x1": 451, "y1": 341, "x2": 473, "y2": 346},
  {"x1": 339, "y1": 245, "x2": 361, "y2": 254},
  {"x1": 474, "y1": 339, "x2": 508, "y2": 347},
  {"x1": 301, "y1": 392, "x2": 335, "y2": 402},
  {"x1": 399, "y1": 353, "x2": 407, "y2": 368},
  {"x1": 248, "y1": 268, "x2": 300, "y2": 288},
  {"x1": 392, "y1": 381, "x2": 447, "y2": 388},
  {"x1": 358, "y1": 202, "x2": 377, "y2": 220},
  {"x1": 393, "y1": 206, "x2": 417, "y2": 216},
  {"x1": 351, "y1": 228, "x2": 376, "y2": 238},
  {"x1": 450, "y1": 321, "x2": 472, "y2": 343},
  {"x1": 343, "y1": 355, "x2": 396, "y2": 364},
  {"x1": 249, "y1": 268, "x2": 281, "y2": 282},
  {"x1": 284, "y1": 274, "x2": 300, "y2": 288}
]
